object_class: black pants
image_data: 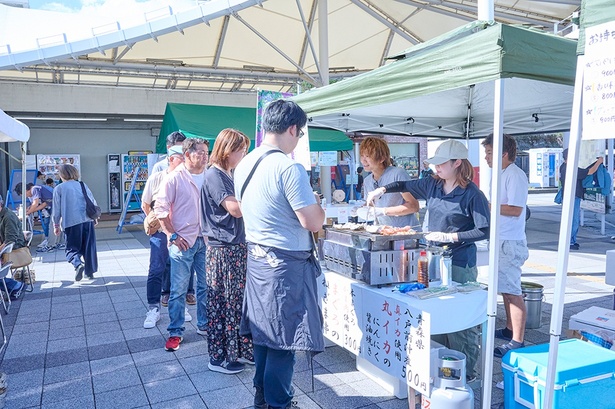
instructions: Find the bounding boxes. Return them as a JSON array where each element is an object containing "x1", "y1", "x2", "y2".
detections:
[{"x1": 65, "y1": 221, "x2": 98, "y2": 276}]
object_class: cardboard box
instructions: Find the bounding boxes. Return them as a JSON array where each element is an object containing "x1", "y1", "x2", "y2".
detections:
[
  {"x1": 502, "y1": 339, "x2": 615, "y2": 409},
  {"x1": 569, "y1": 306, "x2": 615, "y2": 350}
]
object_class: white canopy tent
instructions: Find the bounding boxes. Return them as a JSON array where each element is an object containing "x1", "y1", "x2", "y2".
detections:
[{"x1": 0, "y1": 108, "x2": 30, "y2": 229}]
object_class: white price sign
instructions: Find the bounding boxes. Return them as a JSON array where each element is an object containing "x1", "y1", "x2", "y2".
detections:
[{"x1": 582, "y1": 22, "x2": 615, "y2": 140}]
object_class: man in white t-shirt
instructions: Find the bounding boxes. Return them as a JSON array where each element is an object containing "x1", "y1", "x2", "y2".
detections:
[{"x1": 482, "y1": 134, "x2": 529, "y2": 358}]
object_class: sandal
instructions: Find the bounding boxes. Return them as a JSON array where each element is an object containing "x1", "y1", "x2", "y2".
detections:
[
  {"x1": 494, "y1": 328, "x2": 512, "y2": 342},
  {"x1": 494, "y1": 341, "x2": 524, "y2": 358}
]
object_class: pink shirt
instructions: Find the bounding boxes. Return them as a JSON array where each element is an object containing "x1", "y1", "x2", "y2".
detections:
[{"x1": 154, "y1": 163, "x2": 202, "y2": 247}]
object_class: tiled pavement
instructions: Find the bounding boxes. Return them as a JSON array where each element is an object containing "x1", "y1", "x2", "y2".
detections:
[{"x1": 1, "y1": 193, "x2": 614, "y2": 408}]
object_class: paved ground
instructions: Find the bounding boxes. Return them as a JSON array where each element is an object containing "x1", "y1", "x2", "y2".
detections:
[{"x1": 0, "y1": 193, "x2": 613, "y2": 409}]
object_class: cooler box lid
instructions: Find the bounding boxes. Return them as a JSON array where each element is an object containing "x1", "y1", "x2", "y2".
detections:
[
  {"x1": 569, "y1": 307, "x2": 615, "y2": 332},
  {"x1": 502, "y1": 339, "x2": 615, "y2": 386}
]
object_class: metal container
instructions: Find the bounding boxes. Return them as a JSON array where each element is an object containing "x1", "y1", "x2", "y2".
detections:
[
  {"x1": 426, "y1": 246, "x2": 442, "y2": 282},
  {"x1": 522, "y1": 281, "x2": 544, "y2": 329},
  {"x1": 322, "y1": 228, "x2": 422, "y2": 285}
]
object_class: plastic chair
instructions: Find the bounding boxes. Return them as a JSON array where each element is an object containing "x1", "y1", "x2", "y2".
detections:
[{"x1": 0, "y1": 243, "x2": 15, "y2": 314}]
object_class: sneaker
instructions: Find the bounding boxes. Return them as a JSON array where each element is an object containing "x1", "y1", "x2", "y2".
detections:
[
  {"x1": 161, "y1": 293, "x2": 169, "y2": 307},
  {"x1": 10, "y1": 282, "x2": 23, "y2": 300},
  {"x1": 74, "y1": 264, "x2": 85, "y2": 282},
  {"x1": 186, "y1": 293, "x2": 197, "y2": 305},
  {"x1": 37, "y1": 239, "x2": 48, "y2": 249},
  {"x1": 85, "y1": 272, "x2": 94, "y2": 280},
  {"x1": 208, "y1": 358, "x2": 245, "y2": 374},
  {"x1": 237, "y1": 357, "x2": 255, "y2": 365},
  {"x1": 37, "y1": 246, "x2": 51, "y2": 252},
  {"x1": 254, "y1": 386, "x2": 267, "y2": 409},
  {"x1": 466, "y1": 375, "x2": 477, "y2": 384},
  {"x1": 570, "y1": 243, "x2": 580, "y2": 250},
  {"x1": 184, "y1": 308, "x2": 192, "y2": 322},
  {"x1": 57, "y1": 243, "x2": 66, "y2": 249},
  {"x1": 196, "y1": 327, "x2": 207, "y2": 336},
  {"x1": 143, "y1": 307, "x2": 160, "y2": 329},
  {"x1": 165, "y1": 336, "x2": 183, "y2": 351},
  {"x1": 46, "y1": 245, "x2": 56, "y2": 252}
]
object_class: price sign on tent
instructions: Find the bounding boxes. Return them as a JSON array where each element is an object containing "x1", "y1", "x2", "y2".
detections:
[{"x1": 582, "y1": 21, "x2": 615, "y2": 140}]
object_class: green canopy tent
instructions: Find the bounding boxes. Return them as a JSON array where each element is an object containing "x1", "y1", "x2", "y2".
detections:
[
  {"x1": 292, "y1": 21, "x2": 577, "y2": 139},
  {"x1": 157, "y1": 102, "x2": 352, "y2": 153},
  {"x1": 292, "y1": 21, "x2": 579, "y2": 409}
]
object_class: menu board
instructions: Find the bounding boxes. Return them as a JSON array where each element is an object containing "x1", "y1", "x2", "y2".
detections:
[
  {"x1": 320, "y1": 272, "x2": 363, "y2": 355},
  {"x1": 361, "y1": 291, "x2": 430, "y2": 396},
  {"x1": 37, "y1": 154, "x2": 81, "y2": 182}
]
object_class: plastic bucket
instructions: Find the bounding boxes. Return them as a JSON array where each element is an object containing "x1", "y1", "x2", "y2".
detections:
[{"x1": 521, "y1": 281, "x2": 544, "y2": 329}]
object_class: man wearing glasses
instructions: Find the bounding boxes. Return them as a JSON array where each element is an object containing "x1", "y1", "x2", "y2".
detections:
[
  {"x1": 235, "y1": 99, "x2": 324, "y2": 409},
  {"x1": 155, "y1": 138, "x2": 209, "y2": 351}
]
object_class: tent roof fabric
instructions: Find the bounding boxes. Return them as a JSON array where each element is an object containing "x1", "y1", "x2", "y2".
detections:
[
  {"x1": 577, "y1": 0, "x2": 615, "y2": 55},
  {"x1": 157, "y1": 102, "x2": 352, "y2": 153},
  {"x1": 292, "y1": 21, "x2": 577, "y2": 139},
  {"x1": 0, "y1": 108, "x2": 29, "y2": 143}
]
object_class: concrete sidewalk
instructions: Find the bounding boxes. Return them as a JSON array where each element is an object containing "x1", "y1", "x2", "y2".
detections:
[{"x1": 0, "y1": 193, "x2": 613, "y2": 409}]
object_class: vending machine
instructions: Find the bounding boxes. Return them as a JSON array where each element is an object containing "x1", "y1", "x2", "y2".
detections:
[
  {"x1": 37, "y1": 154, "x2": 81, "y2": 183},
  {"x1": 107, "y1": 154, "x2": 122, "y2": 213},
  {"x1": 528, "y1": 148, "x2": 563, "y2": 188},
  {"x1": 120, "y1": 153, "x2": 150, "y2": 212}
]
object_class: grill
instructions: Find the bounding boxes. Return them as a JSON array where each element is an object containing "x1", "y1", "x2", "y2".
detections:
[{"x1": 321, "y1": 228, "x2": 423, "y2": 285}]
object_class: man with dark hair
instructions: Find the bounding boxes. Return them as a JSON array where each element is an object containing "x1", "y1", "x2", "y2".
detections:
[
  {"x1": 151, "y1": 131, "x2": 187, "y2": 174},
  {"x1": 482, "y1": 134, "x2": 529, "y2": 357},
  {"x1": 155, "y1": 138, "x2": 208, "y2": 351},
  {"x1": 15, "y1": 181, "x2": 56, "y2": 251},
  {"x1": 234, "y1": 99, "x2": 325, "y2": 409},
  {"x1": 560, "y1": 148, "x2": 603, "y2": 250}
]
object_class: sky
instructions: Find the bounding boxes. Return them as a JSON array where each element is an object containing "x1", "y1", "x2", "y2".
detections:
[{"x1": 28, "y1": 0, "x2": 196, "y2": 13}]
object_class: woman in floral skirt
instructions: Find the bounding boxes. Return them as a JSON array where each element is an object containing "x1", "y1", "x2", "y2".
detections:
[{"x1": 201, "y1": 128, "x2": 253, "y2": 374}]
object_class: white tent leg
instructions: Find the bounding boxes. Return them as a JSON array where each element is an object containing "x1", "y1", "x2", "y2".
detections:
[
  {"x1": 21, "y1": 141, "x2": 27, "y2": 231},
  {"x1": 481, "y1": 78, "x2": 504, "y2": 409},
  {"x1": 543, "y1": 55, "x2": 585, "y2": 409}
]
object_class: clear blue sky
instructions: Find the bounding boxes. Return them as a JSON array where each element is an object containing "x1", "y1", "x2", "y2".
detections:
[{"x1": 29, "y1": 0, "x2": 87, "y2": 12}]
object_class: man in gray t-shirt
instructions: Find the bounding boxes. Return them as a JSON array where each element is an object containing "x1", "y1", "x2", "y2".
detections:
[{"x1": 234, "y1": 100, "x2": 325, "y2": 409}]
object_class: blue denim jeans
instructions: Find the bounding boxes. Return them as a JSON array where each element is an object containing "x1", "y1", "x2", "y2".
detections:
[
  {"x1": 41, "y1": 215, "x2": 50, "y2": 237},
  {"x1": 253, "y1": 344, "x2": 295, "y2": 409},
  {"x1": 167, "y1": 236, "x2": 207, "y2": 337},
  {"x1": 147, "y1": 231, "x2": 169, "y2": 308},
  {"x1": 571, "y1": 196, "x2": 581, "y2": 245}
]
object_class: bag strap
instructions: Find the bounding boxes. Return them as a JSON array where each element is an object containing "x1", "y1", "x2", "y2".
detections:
[
  {"x1": 239, "y1": 149, "x2": 282, "y2": 200},
  {"x1": 79, "y1": 181, "x2": 91, "y2": 204}
]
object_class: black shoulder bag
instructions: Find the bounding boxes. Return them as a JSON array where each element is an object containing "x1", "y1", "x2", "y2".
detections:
[{"x1": 79, "y1": 181, "x2": 102, "y2": 220}]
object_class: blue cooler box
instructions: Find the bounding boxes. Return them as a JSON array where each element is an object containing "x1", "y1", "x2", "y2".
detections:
[{"x1": 501, "y1": 339, "x2": 615, "y2": 409}]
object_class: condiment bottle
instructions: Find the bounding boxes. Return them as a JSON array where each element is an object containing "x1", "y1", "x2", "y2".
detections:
[
  {"x1": 441, "y1": 246, "x2": 453, "y2": 287},
  {"x1": 418, "y1": 250, "x2": 429, "y2": 288}
]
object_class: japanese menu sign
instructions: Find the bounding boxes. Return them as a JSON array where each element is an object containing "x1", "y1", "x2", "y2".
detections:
[
  {"x1": 583, "y1": 21, "x2": 615, "y2": 140},
  {"x1": 361, "y1": 293, "x2": 431, "y2": 396},
  {"x1": 319, "y1": 272, "x2": 363, "y2": 355}
]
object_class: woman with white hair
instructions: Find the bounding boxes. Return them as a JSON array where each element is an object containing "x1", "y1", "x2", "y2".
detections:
[{"x1": 52, "y1": 164, "x2": 99, "y2": 281}]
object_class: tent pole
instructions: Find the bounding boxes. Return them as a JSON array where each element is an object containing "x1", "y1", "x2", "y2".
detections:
[
  {"x1": 21, "y1": 141, "x2": 27, "y2": 231},
  {"x1": 318, "y1": 0, "x2": 332, "y2": 205},
  {"x1": 481, "y1": 78, "x2": 504, "y2": 409},
  {"x1": 543, "y1": 54, "x2": 585, "y2": 409}
]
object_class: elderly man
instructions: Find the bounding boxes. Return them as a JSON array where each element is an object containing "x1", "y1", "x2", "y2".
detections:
[
  {"x1": 235, "y1": 100, "x2": 325, "y2": 409},
  {"x1": 151, "y1": 131, "x2": 187, "y2": 174},
  {"x1": 155, "y1": 138, "x2": 208, "y2": 351}
]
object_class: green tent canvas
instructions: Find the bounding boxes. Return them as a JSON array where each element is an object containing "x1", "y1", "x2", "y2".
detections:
[
  {"x1": 157, "y1": 102, "x2": 352, "y2": 153},
  {"x1": 292, "y1": 21, "x2": 577, "y2": 139}
]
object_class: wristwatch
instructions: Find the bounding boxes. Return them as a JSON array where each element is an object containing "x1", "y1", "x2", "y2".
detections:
[{"x1": 169, "y1": 233, "x2": 178, "y2": 243}]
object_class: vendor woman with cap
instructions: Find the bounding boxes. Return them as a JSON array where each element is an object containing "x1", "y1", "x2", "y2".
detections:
[
  {"x1": 366, "y1": 139, "x2": 490, "y2": 381},
  {"x1": 359, "y1": 137, "x2": 419, "y2": 226}
]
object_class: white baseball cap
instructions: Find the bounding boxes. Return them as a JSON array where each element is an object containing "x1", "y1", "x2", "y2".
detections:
[
  {"x1": 167, "y1": 145, "x2": 184, "y2": 157},
  {"x1": 426, "y1": 140, "x2": 468, "y2": 165}
]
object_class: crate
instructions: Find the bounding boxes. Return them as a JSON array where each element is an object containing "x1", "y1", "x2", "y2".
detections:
[{"x1": 501, "y1": 339, "x2": 615, "y2": 409}]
